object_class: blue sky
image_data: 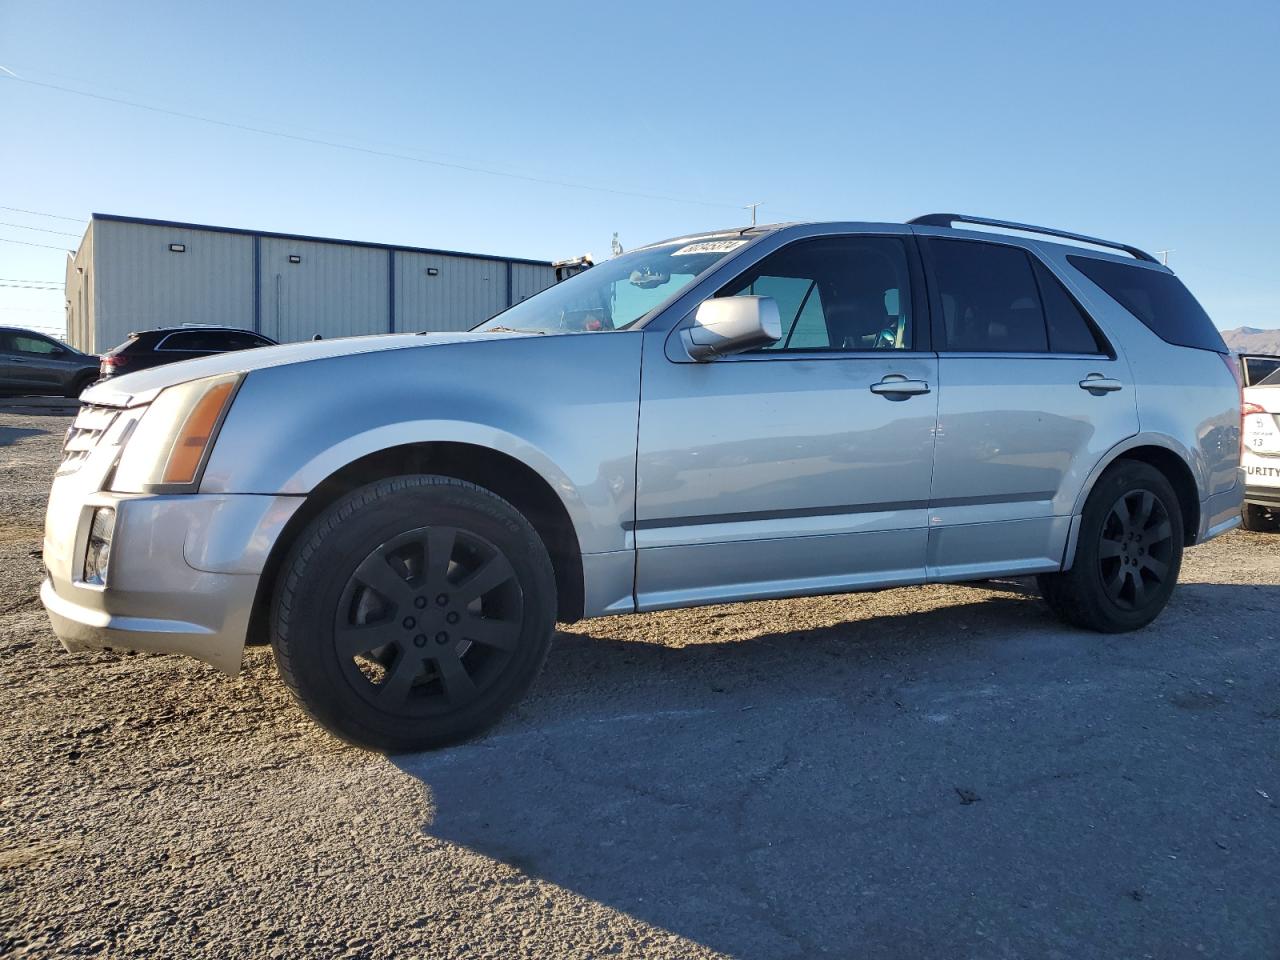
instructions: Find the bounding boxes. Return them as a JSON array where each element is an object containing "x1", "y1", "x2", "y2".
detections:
[{"x1": 2, "y1": 0, "x2": 1277, "y2": 338}]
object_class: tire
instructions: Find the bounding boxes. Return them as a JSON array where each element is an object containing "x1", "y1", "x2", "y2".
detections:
[
  {"x1": 1037, "y1": 461, "x2": 1184, "y2": 633},
  {"x1": 65, "y1": 373, "x2": 96, "y2": 399},
  {"x1": 270, "y1": 475, "x2": 557, "y2": 752},
  {"x1": 1241, "y1": 503, "x2": 1280, "y2": 532}
]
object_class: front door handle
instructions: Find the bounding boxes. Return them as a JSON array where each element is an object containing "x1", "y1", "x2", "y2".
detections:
[
  {"x1": 870, "y1": 376, "x2": 931, "y2": 398},
  {"x1": 1079, "y1": 374, "x2": 1123, "y2": 394}
]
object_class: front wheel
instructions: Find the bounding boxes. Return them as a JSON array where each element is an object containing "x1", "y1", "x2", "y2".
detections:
[
  {"x1": 271, "y1": 475, "x2": 557, "y2": 752},
  {"x1": 1038, "y1": 461, "x2": 1184, "y2": 633}
]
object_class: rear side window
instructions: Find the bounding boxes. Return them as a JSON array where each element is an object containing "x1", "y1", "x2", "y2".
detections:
[
  {"x1": 925, "y1": 239, "x2": 1047, "y2": 352},
  {"x1": 1067, "y1": 256, "x2": 1226, "y2": 353},
  {"x1": 218, "y1": 331, "x2": 270, "y2": 350},
  {"x1": 159, "y1": 330, "x2": 260, "y2": 352}
]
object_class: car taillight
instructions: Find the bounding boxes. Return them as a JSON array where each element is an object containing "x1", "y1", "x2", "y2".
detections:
[{"x1": 100, "y1": 355, "x2": 127, "y2": 373}]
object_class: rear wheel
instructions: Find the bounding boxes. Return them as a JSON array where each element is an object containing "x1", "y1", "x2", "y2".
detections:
[
  {"x1": 1241, "y1": 503, "x2": 1280, "y2": 532},
  {"x1": 65, "y1": 372, "x2": 96, "y2": 399},
  {"x1": 271, "y1": 475, "x2": 556, "y2": 752},
  {"x1": 1038, "y1": 461, "x2": 1184, "y2": 632}
]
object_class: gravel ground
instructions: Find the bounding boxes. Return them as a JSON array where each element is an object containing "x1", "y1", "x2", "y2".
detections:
[{"x1": 2, "y1": 398, "x2": 1279, "y2": 959}]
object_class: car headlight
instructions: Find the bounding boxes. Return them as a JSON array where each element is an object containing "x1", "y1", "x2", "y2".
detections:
[{"x1": 110, "y1": 374, "x2": 241, "y2": 492}]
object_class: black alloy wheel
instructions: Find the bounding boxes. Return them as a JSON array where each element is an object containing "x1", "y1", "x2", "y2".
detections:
[
  {"x1": 1096, "y1": 489, "x2": 1175, "y2": 611},
  {"x1": 1038, "y1": 460, "x2": 1184, "y2": 632},
  {"x1": 271, "y1": 476, "x2": 557, "y2": 752},
  {"x1": 336, "y1": 525, "x2": 523, "y2": 714}
]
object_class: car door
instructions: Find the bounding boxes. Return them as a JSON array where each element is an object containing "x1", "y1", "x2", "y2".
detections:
[
  {"x1": 915, "y1": 234, "x2": 1139, "y2": 579},
  {"x1": 6, "y1": 333, "x2": 69, "y2": 393},
  {"x1": 0, "y1": 333, "x2": 30, "y2": 390},
  {"x1": 634, "y1": 232, "x2": 939, "y2": 610}
]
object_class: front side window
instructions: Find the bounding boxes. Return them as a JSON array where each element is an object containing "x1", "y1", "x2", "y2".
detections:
[
  {"x1": 12, "y1": 334, "x2": 61, "y2": 355},
  {"x1": 718, "y1": 236, "x2": 915, "y2": 352}
]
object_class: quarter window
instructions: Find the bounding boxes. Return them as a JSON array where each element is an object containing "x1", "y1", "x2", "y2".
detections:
[
  {"x1": 1067, "y1": 255, "x2": 1227, "y2": 353},
  {"x1": 719, "y1": 237, "x2": 916, "y2": 352}
]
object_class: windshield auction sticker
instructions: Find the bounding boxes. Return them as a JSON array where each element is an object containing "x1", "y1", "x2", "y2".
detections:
[{"x1": 671, "y1": 240, "x2": 748, "y2": 256}]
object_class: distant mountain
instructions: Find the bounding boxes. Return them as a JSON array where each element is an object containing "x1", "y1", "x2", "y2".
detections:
[{"x1": 1221, "y1": 326, "x2": 1280, "y2": 356}]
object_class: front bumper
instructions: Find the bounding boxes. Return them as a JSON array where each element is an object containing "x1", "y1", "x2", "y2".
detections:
[{"x1": 41, "y1": 485, "x2": 302, "y2": 674}]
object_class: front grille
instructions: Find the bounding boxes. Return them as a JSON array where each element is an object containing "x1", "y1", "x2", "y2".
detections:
[{"x1": 58, "y1": 404, "x2": 120, "y2": 475}]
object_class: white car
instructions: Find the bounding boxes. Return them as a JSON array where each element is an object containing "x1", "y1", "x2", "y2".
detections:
[{"x1": 1242, "y1": 364, "x2": 1280, "y2": 531}]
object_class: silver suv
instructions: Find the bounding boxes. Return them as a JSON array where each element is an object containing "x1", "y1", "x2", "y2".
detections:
[{"x1": 40, "y1": 215, "x2": 1244, "y2": 751}]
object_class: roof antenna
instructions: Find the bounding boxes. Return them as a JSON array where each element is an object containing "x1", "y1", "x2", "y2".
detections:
[
  {"x1": 1155, "y1": 249, "x2": 1174, "y2": 266},
  {"x1": 745, "y1": 202, "x2": 762, "y2": 227}
]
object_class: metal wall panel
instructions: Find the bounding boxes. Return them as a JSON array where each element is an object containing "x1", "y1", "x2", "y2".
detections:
[
  {"x1": 92, "y1": 220, "x2": 255, "y2": 352},
  {"x1": 511, "y1": 262, "x2": 556, "y2": 305},
  {"x1": 63, "y1": 222, "x2": 93, "y2": 351},
  {"x1": 394, "y1": 251, "x2": 508, "y2": 332},
  {"x1": 258, "y1": 238, "x2": 390, "y2": 342}
]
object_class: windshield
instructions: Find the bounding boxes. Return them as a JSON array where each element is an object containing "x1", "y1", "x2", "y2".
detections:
[{"x1": 474, "y1": 238, "x2": 750, "y2": 334}]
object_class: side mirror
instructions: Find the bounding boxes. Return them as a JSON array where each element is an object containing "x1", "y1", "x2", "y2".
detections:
[{"x1": 681, "y1": 296, "x2": 781, "y2": 361}]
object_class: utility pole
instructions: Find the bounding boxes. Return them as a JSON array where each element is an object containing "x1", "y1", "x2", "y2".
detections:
[
  {"x1": 745, "y1": 202, "x2": 762, "y2": 227},
  {"x1": 1156, "y1": 249, "x2": 1174, "y2": 266}
]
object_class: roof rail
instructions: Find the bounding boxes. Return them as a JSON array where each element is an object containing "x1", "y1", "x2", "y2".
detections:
[{"x1": 906, "y1": 213, "x2": 1158, "y2": 263}]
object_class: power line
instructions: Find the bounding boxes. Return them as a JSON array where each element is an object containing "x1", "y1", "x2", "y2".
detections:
[
  {"x1": 0, "y1": 204, "x2": 87, "y2": 223},
  {"x1": 0, "y1": 220, "x2": 82, "y2": 237},
  {"x1": 0, "y1": 236, "x2": 73, "y2": 250},
  {"x1": 0, "y1": 281, "x2": 63, "y2": 289},
  {"x1": 0, "y1": 278, "x2": 63, "y2": 284},
  {"x1": 3, "y1": 74, "x2": 743, "y2": 212}
]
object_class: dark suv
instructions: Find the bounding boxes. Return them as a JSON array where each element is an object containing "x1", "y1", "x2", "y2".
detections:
[
  {"x1": 99, "y1": 326, "x2": 277, "y2": 380},
  {"x1": 0, "y1": 326, "x2": 100, "y2": 398}
]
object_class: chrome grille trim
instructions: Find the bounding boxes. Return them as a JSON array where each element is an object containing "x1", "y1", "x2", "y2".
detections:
[{"x1": 57, "y1": 404, "x2": 121, "y2": 475}]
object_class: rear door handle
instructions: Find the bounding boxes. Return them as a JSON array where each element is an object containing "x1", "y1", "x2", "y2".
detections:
[
  {"x1": 870, "y1": 376, "x2": 931, "y2": 398},
  {"x1": 1079, "y1": 375, "x2": 1123, "y2": 394}
]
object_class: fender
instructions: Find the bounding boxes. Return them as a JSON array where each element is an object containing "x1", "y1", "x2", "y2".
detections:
[
  {"x1": 1069, "y1": 431, "x2": 1204, "y2": 517},
  {"x1": 1061, "y1": 431, "x2": 1201, "y2": 570},
  {"x1": 200, "y1": 333, "x2": 643, "y2": 557}
]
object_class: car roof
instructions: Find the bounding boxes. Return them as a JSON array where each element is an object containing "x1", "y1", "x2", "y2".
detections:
[
  {"x1": 123, "y1": 326, "x2": 275, "y2": 344},
  {"x1": 640, "y1": 215, "x2": 1158, "y2": 267}
]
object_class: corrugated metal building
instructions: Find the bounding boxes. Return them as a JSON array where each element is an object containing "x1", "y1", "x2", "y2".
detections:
[{"x1": 63, "y1": 214, "x2": 557, "y2": 353}]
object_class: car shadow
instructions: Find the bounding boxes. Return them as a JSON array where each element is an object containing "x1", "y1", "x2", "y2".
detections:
[
  {"x1": 0, "y1": 426, "x2": 49, "y2": 446},
  {"x1": 391, "y1": 581, "x2": 1280, "y2": 957}
]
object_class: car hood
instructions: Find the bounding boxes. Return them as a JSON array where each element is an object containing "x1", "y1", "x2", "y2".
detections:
[{"x1": 81, "y1": 331, "x2": 540, "y2": 408}]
